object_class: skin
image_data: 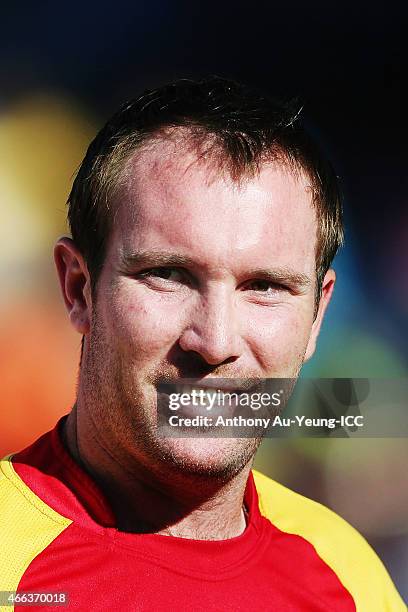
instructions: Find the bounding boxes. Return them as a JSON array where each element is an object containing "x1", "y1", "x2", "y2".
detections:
[{"x1": 54, "y1": 136, "x2": 335, "y2": 540}]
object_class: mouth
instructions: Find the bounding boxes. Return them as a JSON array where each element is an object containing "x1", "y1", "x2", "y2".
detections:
[
  {"x1": 157, "y1": 378, "x2": 264, "y2": 395},
  {"x1": 156, "y1": 378, "x2": 265, "y2": 419}
]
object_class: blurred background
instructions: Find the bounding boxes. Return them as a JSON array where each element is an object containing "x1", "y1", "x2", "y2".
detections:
[{"x1": 0, "y1": 0, "x2": 407, "y2": 600}]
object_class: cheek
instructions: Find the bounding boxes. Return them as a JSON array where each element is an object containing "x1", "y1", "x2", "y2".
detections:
[
  {"x1": 246, "y1": 306, "x2": 314, "y2": 372},
  {"x1": 107, "y1": 287, "x2": 184, "y2": 358}
]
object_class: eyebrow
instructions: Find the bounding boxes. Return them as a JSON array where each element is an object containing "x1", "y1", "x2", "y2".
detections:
[
  {"x1": 245, "y1": 267, "x2": 312, "y2": 291},
  {"x1": 119, "y1": 249, "x2": 195, "y2": 270},
  {"x1": 118, "y1": 249, "x2": 312, "y2": 291}
]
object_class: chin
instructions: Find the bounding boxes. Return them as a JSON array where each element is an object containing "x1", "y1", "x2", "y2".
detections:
[{"x1": 152, "y1": 436, "x2": 259, "y2": 480}]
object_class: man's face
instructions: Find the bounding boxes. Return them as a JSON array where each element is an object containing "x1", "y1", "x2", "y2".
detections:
[{"x1": 78, "y1": 139, "x2": 333, "y2": 480}]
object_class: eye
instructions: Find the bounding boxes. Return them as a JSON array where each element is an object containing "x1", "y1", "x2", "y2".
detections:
[
  {"x1": 139, "y1": 267, "x2": 187, "y2": 284},
  {"x1": 245, "y1": 279, "x2": 285, "y2": 293}
]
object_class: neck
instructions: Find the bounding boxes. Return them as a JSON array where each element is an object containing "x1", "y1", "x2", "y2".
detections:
[{"x1": 62, "y1": 405, "x2": 251, "y2": 540}]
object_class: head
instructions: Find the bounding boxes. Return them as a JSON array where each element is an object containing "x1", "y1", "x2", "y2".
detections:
[{"x1": 55, "y1": 77, "x2": 343, "y2": 483}]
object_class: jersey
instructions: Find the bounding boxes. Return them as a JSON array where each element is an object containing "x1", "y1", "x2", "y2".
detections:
[{"x1": 0, "y1": 416, "x2": 405, "y2": 611}]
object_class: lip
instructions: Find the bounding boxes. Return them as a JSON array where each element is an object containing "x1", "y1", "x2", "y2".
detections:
[
  {"x1": 156, "y1": 381, "x2": 246, "y2": 419},
  {"x1": 155, "y1": 379, "x2": 268, "y2": 424},
  {"x1": 192, "y1": 381, "x2": 247, "y2": 392},
  {"x1": 157, "y1": 379, "x2": 264, "y2": 394}
]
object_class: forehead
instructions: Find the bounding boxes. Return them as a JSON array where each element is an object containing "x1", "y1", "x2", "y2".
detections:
[{"x1": 111, "y1": 138, "x2": 318, "y2": 274}]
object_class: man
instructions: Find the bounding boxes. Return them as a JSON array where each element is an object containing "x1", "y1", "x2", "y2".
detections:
[{"x1": 0, "y1": 77, "x2": 404, "y2": 610}]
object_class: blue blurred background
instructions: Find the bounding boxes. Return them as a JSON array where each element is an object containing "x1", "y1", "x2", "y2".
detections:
[{"x1": 0, "y1": 0, "x2": 407, "y2": 599}]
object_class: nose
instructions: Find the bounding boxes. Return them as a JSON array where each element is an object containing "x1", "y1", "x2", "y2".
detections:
[{"x1": 178, "y1": 286, "x2": 242, "y2": 366}]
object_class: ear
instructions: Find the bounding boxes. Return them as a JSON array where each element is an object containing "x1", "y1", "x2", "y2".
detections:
[
  {"x1": 54, "y1": 237, "x2": 92, "y2": 335},
  {"x1": 304, "y1": 269, "x2": 336, "y2": 362}
]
